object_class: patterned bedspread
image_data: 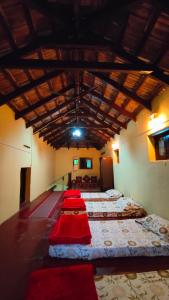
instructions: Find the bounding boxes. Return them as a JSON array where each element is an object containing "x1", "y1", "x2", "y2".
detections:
[
  {"x1": 95, "y1": 269, "x2": 169, "y2": 300},
  {"x1": 61, "y1": 197, "x2": 146, "y2": 218},
  {"x1": 49, "y1": 219, "x2": 169, "y2": 260},
  {"x1": 82, "y1": 192, "x2": 109, "y2": 199}
]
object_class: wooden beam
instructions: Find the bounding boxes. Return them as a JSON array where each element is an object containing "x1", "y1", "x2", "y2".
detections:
[
  {"x1": 83, "y1": 34, "x2": 169, "y2": 85},
  {"x1": 51, "y1": 135, "x2": 104, "y2": 148},
  {"x1": 91, "y1": 72, "x2": 151, "y2": 110},
  {"x1": 44, "y1": 119, "x2": 77, "y2": 141},
  {"x1": 0, "y1": 36, "x2": 113, "y2": 68},
  {"x1": 80, "y1": 119, "x2": 109, "y2": 142},
  {"x1": 135, "y1": 7, "x2": 161, "y2": 54},
  {"x1": 0, "y1": 70, "x2": 62, "y2": 106},
  {"x1": 36, "y1": 35, "x2": 113, "y2": 50},
  {"x1": 113, "y1": 46, "x2": 169, "y2": 85},
  {"x1": 34, "y1": 108, "x2": 76, "y2": 134},
  {"x1": 26, "y1": 99, "x2": 75, "y2": 128},
  {"x1": 82, "y1": 98, "x2": 126, "y2": 130},
  {"x1": 45, "y1": 124, "x2": 111, "y2": 131},
  {"x1": 83, "y1": 0, "x2": 136, "y2": 25},
  {"x1": 0, "y1": 6, "x2": 17, "y2": 50},
  {"x1": 26, "y1": 0, "x2": 72, "y2": 23},
  {"x1": 0, "y1": 59, "x2": 154, "y2": 72},
  {"x1": 47, "y1": 129, "x2": 70, "y2": 144},
  {"x1": 82, "y1": 84, "x2": 136, "y2": 121},
  {"x1": 80, "y1": 109, "x2": 118, "y2": 137},
  {"x1": 31, "y1": 89, "x2": 101, "y2": 131},
  {"x1": 15, "y1": 84, "x2": 74, "y2": 119}
]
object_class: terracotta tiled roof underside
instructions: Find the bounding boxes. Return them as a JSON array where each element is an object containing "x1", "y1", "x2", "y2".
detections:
[{"x1": 0, "y1": 0, "x2": 168, "y2": 149}]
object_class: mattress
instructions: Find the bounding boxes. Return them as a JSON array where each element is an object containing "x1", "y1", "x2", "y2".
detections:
[
  {"x1": 81, "y1": 192, "x2": 122, "y2": 200},
  {"x1": 61, "y1": 197, "x2": 146, "y2": 218},
  {"x1": 81, "y1": 192, "x2": 109, "y2": 199},
  {"x1": 95, "y1": 269, "x2": 169, "y2": 300},
  {"x1": 49, "y1": 218, "x2": 169, "y2": 260}
]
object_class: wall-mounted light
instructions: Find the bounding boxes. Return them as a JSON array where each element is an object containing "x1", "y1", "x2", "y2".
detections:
[
  {"x1": 112, "y1": 141, "x2": 119, "y2": 151},
  {"x1": 148, "y1": 113, "x2": 165, "y2": 133}
]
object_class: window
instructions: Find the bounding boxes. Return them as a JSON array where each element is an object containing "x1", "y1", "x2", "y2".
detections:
[
  {"x1": 114, "y1": 149, "x2": 120, "y2": 163},
  {"x1": 150, "y1": 128, "x2": 169, "y2": 160},
  {"x1": 79, "y1": 158, "x2": 93, "y2": 169},
  {"x1": 73, "y1": 159, "x2": 79, "y2": 166}
]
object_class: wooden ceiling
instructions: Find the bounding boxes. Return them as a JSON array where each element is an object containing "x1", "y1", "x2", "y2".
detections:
[{"x1": 0, "y1": 0, "x2": 169, "y2": 150}]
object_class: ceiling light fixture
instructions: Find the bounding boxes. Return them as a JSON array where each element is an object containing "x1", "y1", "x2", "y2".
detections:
[{"x1": 72, "y1": 128, "x2": 81, "y2": 137}]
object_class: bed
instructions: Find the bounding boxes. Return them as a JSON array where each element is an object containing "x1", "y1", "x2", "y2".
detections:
[
  {"x1": 49, "y1": 218, "x2": 169, "y2": 260},
  {"x1": 61, "y1": 197, "x2": 147, "y2": 219},
  {"x1": 81, "y1": 189, "x2": 122, "y2": 201},
  {"x1": 95, "y1": 269, "x2": 169, "y2": 300}
]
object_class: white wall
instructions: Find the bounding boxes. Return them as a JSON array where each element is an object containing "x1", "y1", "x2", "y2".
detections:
[
  {"x1": 103, "y1": 88, "x2": 169, "y2": 219},
  {"x1": 0, "y1": 105, "x2": 55, "y2": 224}
]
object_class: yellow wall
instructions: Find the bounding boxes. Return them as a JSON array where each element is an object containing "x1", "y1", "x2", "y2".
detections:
[
  {"x1": 0, "y1": 105, "x2": 55, "y2": 224},
  {"x1": 54, "y1": 148, "x2": 101, "y2": 183},
  {"x1": 103, "y1": 87, "x2": 169, "y2": 219}
]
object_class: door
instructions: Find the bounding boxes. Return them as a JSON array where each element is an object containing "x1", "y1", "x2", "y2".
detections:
[
  {"x1": 100, "y1": 157, "x2": 114, "y2": 191},
  {"x1": 20, "y1": 168, "x2": 31, "y2": 207}
]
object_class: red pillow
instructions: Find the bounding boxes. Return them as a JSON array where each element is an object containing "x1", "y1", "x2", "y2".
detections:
[{"x1": 63, "y1": 190, "x2": 81, "y2": 198}]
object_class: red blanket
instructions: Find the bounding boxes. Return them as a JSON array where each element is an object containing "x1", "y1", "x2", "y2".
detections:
[
  {"x1": 26, "y1": 264, "x2": 98, "y2": 300},
  {"x1": 63, "y1": 189, "x2": 81, "y2": 198},
  {"x1": 62, "y1": 198, "x2": 86, "y2": 211},
  {"x1": 48, "y1": 214, "x2": 91, "y2": 245}
]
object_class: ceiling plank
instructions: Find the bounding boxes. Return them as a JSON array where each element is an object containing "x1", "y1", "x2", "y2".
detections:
[
  {"x1": 26, "y1": 99, "x2": 75, "y2": 128},
  {"x1": 91, "y1": 72, "x2": 151, "y2": 110},
  {"x1": 0, "y1": 5, "x2": 17, "y2": 50},
  {"x1": 113, "y1": 46, "x2": 169, "y2": 85},
  {"x1": 34, "y1": 107, "x2": 76, "y2": 134},
  {"x1": 0, "y1": 70, "x2": 62, "y2": 106},
  {"x1": 83, "y1": 0, "x2": 137, "y2": 25},
  {"x1": 43, "y1": 119, "x2": 77, "y2": 141},
  {"x1": 82, "y1": 83, "x2": 136, "y2": 121},
  {"x1": 80, "y1": 108, "x2": 118, "y2": 136},
  {"x1": 82, "y1": 98, "x2": 126, "y2": 129},
  {"x1": 15, "y1": 84, "x2": 74, "y2": 119}
]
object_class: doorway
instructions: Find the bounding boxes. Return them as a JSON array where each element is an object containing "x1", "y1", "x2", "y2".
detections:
[
  {"x1": 20, "y1": 168, "x2": 31, "y2": 208},
  {"x1": 100, "y1": 156, "x2": 114, "y2": 191}
]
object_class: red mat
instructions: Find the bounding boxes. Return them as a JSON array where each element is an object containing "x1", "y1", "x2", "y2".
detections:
[
  {"x1": 48, "y1": 214, "x2": 91, "y2": 245},
  {"x1": 62, "y1": 198, "x2": 86, "y2": 210},
  {"x1": 63, "y1": 189, "x2": 81, "y2": 198},
  {"x1": 26, "y1": 264, "x2": 98, "y2": 300}
]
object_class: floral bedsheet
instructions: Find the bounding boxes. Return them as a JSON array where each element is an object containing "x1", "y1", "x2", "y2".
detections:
[
  {"x1": 82, "y1": 192, "x2": 119, "y2": 200},
  {"x1": 61, "y1": 198, "x2": 146, "y2": 218},
  {"x1": 95, "y1": 269, "x2": 169, "y2": 300},
  {"x1": 49, "y1": 219, "x2": 169, "y2": 260}
]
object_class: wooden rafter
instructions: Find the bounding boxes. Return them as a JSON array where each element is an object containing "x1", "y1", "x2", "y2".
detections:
[
  {"x1": 15, "y1": 84, "x2": 74, "y2": 119},
  {"x1": 0, "y1": 70, "x2": 62, "y2": 106},
  {"x1": 80, "y1": 112, "x2": 118, "y2": 137},
  {"x1": 91, "y1": 72, "x2": 151, "y2": 110},
  {"x1": 34, "y1": 107, "x2": 76, "y2": 134},
  {"x1": 112, "y1": 46, "x2": 169, "y2": 85},
  {"x1": 0, "y1": 5, "x2": 17, "y2": 50},
  {"x1": 82, "y1": 83, "x2": 136, "y2": 121},
  {"x1": 26, "y1": 99, "x2": 75, "y2": 128},
  {"x1": 82, "y1": 98, "x2": 126, "y2": 130}
]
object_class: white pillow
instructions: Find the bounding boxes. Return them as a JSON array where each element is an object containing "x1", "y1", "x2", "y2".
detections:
[{"x1": 105, "y1": 189, "x2": 122, "y2": 198}]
